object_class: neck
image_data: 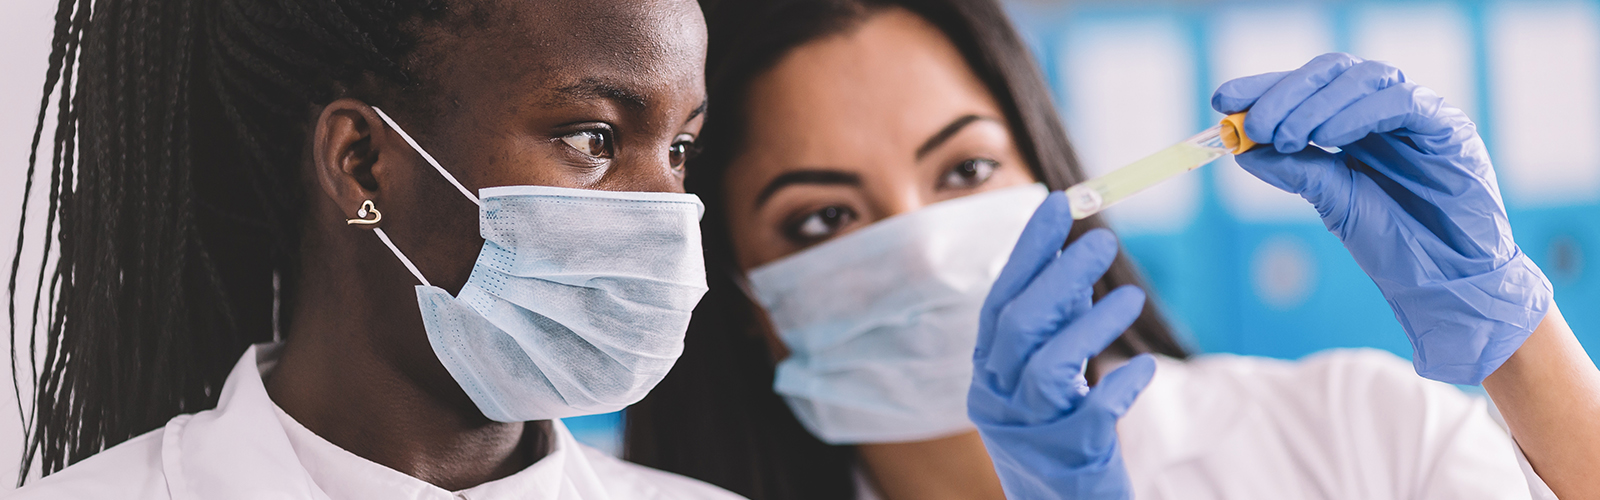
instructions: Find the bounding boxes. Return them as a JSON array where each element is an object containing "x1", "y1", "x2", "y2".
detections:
[
  {"x1": 265, "y1": 233, "x2": 550, "y2": 490},
  {"x1": 856, "y1": 431, "x2": 1005, "y2": 500}
]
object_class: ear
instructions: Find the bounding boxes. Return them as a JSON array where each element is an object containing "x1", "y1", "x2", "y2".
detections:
[{"x1": 312, "y1": 98, "x2": 388, "y2": 228}]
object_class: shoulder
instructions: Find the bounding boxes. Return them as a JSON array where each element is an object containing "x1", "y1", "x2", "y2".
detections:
[
  {"x1": 1190, "y1": 350, "x2": 1527, "y2": 492},
  {"x1": 1182, "y1": 348, "x2": 1454, "y2": 402},
  {"x1": 579, "y1": 445, "x2": 746, "y2": 500},
  {"x1": 1145, "y1": 351, "x2": 1528, "y2": 495},
  {"x1": 1282, "y1": 348, "x2": 1473, "y2": 412},
  {"x1": 5, "y1": 425, "x2": 173, "y2": 500},
  {"x1": 1179, "y1": 348, "x2": 1484, "y2": 424}
]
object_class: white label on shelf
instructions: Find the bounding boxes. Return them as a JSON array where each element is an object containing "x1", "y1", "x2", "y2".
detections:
[
  {"x1": 1059, "y1": 15, "x2": 1199, "y2": 233},
  {"x1": 1487, "y1": 1, "x2": 1600, "y2": 206},
  {"x1": 1351, "y1": 3, "x2": 1478, "y2": 120},
  {"x1": 1209, "y1": 5, "x2": 1334, "y2": 223}
]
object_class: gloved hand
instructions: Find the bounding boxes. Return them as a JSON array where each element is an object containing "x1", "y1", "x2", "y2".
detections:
[
  {"x1": 1213, "y1": 52, "x2": 1553, "y2": 385},
  {"x1": 968, "y1": 192, "x2": 1157, "y2": 500}
]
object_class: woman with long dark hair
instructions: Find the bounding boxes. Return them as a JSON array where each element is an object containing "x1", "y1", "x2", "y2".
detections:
[
  {"x1": 627, "y1": 0, "x2": 1185, "y2": 497},
  {"x1": 6, "y1": 0, "x2": 742, "y2": 497},
  {"x1": 626, "y1": 1, "x2": 1577, "y2": 498}
]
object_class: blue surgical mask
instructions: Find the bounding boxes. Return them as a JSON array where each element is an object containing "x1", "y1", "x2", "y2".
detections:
[
  {"x1": 747, "y1": 183, "x2": 1048, "y2": 444},
  {"x1": 370, "y1": 107, "x2": 709, "y2": 422}
]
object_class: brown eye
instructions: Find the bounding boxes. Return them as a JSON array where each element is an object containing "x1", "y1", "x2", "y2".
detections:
[
  {"x1": 669, "y1": 136, "x2": 697, "y2": 171},
  {"x1": 787, "y1": 205, "x2": 857, "y2": 243},
  {"x1": 561, "y1": 130, "x2": 613, "y2": 159},
  {"x1": 941, "y1": 158, "x2": 998, "y2": 189}
]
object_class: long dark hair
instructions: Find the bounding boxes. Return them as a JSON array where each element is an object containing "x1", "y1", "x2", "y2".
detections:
[
  {"x1": 10, "y1": 0, "x2": 446, "y2": 482},
  {"x1": 624, "y1": 0, "x2": 1190, "y2": 498}
]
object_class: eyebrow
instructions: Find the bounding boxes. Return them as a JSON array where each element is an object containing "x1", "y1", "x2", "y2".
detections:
[
  {"x1": 553, "y1": 79, "x2": 650, "y2": 110},
  {"x1": 688, "y1": 100, "x2": 708, "y2": 122},
  {"x1": 551, "y1": 81, "x2": 707, "y2": 124},
  {"x1": 915, "y1": 114, "x2": 991, "y2": 160},
  {"x1": 755, "y1": 169, "x2": 862, "y2": 207}
]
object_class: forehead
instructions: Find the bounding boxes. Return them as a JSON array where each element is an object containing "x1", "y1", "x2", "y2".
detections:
[
  {"x1": 739, "y1": 8, "x2": 999, "y2": 165},
  {"x1": 413, "y1": 0, "x2": 708, "y2": 111}
]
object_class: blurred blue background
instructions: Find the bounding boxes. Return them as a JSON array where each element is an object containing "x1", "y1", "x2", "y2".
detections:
[
  {"x1": 1005, "y1": 0, "x2": 1600, "y2": 365},
  {"x1": 565, "y1": 0, "x2": 1600, "y2": 454}
]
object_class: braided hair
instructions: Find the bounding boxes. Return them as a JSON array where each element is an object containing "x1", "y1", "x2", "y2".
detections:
[{"x1": 10, "y1": 0, "x2": 447, "y2": 482}]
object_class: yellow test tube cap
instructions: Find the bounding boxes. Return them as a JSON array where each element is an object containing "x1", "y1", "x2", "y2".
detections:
[{"x1": 1218, "y1": 112, "x2": 1257, "y2": 155}]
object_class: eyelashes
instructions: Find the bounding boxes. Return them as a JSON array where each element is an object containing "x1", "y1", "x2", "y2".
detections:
[
  {"x1": 560, "y1": 128, "x2": 698, "y2": 173},
  {"x1": 669, "y1": 134, "x2": 699, "y2": 172},
  {"x1": 775, "y1": 157, "x2": 999, "y2": 246},
  {"x1": 561, "y1": 129, "x2": 614, "y2": 159},
  {"x1": 940, "y1": 158, "x2": 998, "y2": 189},
  {"x1": 785, "y1": 205, "x2": 858, "y2": 244}
]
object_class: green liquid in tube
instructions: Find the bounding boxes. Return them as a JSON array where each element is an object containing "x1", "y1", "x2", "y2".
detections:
[{"x1": 1066, "y1": 126, "x2": 1230, "y2": 220}]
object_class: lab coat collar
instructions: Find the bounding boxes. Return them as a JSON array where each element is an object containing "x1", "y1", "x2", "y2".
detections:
[
  {"x1": 161, "y1": 343, "x2": 327, "y2": 500},
  {"x1": 160, "y1": 343, "x2": 605, "y2": 500}
]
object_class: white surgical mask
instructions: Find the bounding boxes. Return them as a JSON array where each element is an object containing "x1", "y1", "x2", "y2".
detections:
[
  {"x1": 747, "y1": 183, "x2": 1048, "y2": 444},
  {"x1": 370, "y1": 107, "x2": 709, "y2": 422}
]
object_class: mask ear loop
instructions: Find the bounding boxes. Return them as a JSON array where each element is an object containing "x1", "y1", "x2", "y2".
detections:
[
  {"x1": 345, "y1": 198, "x2": 432, "y2": 286},
  {"x1": 359, "y1": 105, "x2": 484, "y2": 287},
  {"x1": 374, "y1": 228, "x2": 432, "y2": 287},
  {"x1": 370, "y1": 106, "x2": 482, "y2": 207}
]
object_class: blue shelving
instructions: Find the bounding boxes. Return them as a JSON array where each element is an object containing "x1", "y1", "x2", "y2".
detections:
[{"x1": 1008, "y1": 0, "x2": 1600, "y2": 369}]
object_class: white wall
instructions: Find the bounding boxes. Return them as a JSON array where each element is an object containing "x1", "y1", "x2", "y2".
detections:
[{"x1": 0, "y1": 0, "x2": 61, "y2": 487}]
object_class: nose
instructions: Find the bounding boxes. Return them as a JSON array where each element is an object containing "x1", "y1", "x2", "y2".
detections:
[{"x1": 868, "y1": 180, "x2": 927, "y2": 224}]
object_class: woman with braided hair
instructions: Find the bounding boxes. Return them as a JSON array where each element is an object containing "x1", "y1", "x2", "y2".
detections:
[{"x1": 6, "y1": 0, "x2": 741, "y2": 498}]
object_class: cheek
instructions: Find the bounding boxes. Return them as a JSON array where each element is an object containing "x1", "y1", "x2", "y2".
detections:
[
  {"x1": 473, "y1": 140, "x2": 598, "y2": 189},
  {"x1": 404, "y1": 194, "x2": 485, "y2": 293},
  {"x1": 725, "y1": 207, "x2": 789, "y2": 273}
]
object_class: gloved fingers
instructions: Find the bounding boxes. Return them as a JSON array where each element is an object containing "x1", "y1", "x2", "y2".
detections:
[
  {"x1": 1233, "y1": 147, "x2": 1354, "y2": 231},
  {"x1": 1309, "y1": 83, "x2": 1456, "y2": 149},
  {"x1": 1211, "y1": 70, "x2": 1292, "y2": 114},
  {"x1": 1231, "y1": 145, "x2": 1345, "y2": 197},
  {"x1": 1068, "y1": 354, "x2": 1158, "y2": 455},
  {"x1": 1275, "y1": 60, "x2": 1406, "y2": 152},
  {"x1": 967, "y1": 377, "x2": 1012, "y2": 424},
  {"x1": 1241, "y1": 53, "x2": 1365, "y2": 146},
  {"x1": 1011, "y1": 285, "x2": 1147, "y2": 417},
  {"x1": 976, "y1": 192, "x2": 1072, "y2": 364},
  {"x1": 1082, "y1": 354, "x2": 1157, "y2": 420},
  {"x1": 984, "y1": 230, "x2": 1121, "y2": 393}
]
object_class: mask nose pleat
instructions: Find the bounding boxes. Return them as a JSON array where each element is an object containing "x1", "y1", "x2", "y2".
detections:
[
  {"x1": 462, "y1": 287, "x2": 668, "y2": 399},
  {"x1": 477, "y1": 243, "x2": 708, "y2": 312},
  {"x1": 462, "y1": 271, "x2": 690, "y2": 364}
]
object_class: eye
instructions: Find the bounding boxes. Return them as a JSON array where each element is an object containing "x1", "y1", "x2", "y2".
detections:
[
  {"x1": 561, "y1": 129, "x2": 614, "y2": 159},
  {"x1": 669, "y1": 135, "x2": 698, "y2": 172},
  {"x1": 940, "y1": 158, "x2": 998, "y2": 189},
  {"x1": 786, "y1": 205, "x2": 857, "y2": 243}
]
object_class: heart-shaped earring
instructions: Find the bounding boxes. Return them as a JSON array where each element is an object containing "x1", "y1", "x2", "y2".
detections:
[{"x1": 346, "y1": 200, "x2": 382, "y2": 225}]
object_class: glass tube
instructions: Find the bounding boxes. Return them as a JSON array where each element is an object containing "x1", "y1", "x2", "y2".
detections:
[{"x1": 1065, "y1": 125, "x2": 1231, "y2": 220}]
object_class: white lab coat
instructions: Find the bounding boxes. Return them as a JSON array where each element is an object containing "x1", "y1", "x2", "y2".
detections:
[
  {"x1": 847, "y1": 348, "x2": 1553, "y2": 500},
  {"x1": 4, "y1": 343, "x2": 746, "y2": 500},
  {"x1": 1119, "y1": 349, "x2": 1554, "y2": 500}
]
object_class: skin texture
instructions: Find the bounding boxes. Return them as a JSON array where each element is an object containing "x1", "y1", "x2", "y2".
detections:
[
  {"x1": 723, "y1": 8, "x2": 1020, "y2": 500},
  {"x1": 1482, "y1": 306, "x2": 1600, "y2": 498},
  {"x1": 262, "y1": 0, "x2": 707, "y2": 490}
]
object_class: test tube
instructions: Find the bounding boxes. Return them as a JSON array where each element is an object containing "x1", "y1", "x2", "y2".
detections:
[{"x1": 1066, "y1": 113, "x2": 1253, "y2": 220}]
